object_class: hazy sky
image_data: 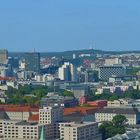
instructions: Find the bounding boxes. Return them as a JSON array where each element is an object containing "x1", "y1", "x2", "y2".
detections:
[{"x1": 0, "y1": 0, "x2": 140, "y2": 52}]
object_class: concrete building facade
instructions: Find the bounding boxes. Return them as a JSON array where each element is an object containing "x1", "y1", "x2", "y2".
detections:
[{"x1": 59, "y1": 121, "x2": 102, "y2": 140}]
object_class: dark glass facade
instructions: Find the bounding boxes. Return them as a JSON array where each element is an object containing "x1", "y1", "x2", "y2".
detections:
[{"x1": 24, "y1": 52, "x2": 40, "y2": 73}]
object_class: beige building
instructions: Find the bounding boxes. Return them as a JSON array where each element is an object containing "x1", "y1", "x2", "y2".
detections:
[
  {"x1": 105, "y1": 58, "x2": 122, "y2": 65},
  {"x1": 0, "y1": 106, "x2": 64, "y2": 140},
  {"x1": 0, "y1": 120, "x2": 56, "y2": 140},
  {"x1": 0, "y1": 106, "x2": 39, "y2": 121},
  {"x1": 95, "y1": 107, "x2": 140, "y2": 125},
  {"x1": 59, "y1": 121, "x2": 102, "y2": 140},
  {"x1": 107, "y1": 99, "x2": 133, "y2": 107},
  {"x1": 0, "y1": 120, "x2": 41, "y2": 140},
  {"x1": 39, "y1": 106, "x2": 63, "y2": 124},
  {"x1": 0, "y1": 105, "x2": 64, "y2": 140}
]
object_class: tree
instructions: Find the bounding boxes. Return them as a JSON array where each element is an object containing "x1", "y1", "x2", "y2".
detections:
[
  {"x1": 63, "y1": 90, "x2": 74, "y2": 97},
  {"x1": 31, "y1": 89, "x2": 47, "y2": 99},
  {"x1": 5, "y1": 85, "x2": 48, "y2": 105},
  {"x1": 99, "y1": 115, "x2": 127, "y2": 140},
  {"x1": 99, "y1": 122, "x2": 113, "y2": 139},
  {"x1": 112, "y1": 114, "x2": 127, "y2": 127}
]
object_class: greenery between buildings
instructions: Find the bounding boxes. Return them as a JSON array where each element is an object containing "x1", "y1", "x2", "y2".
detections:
[
  {"x1": 5, "y1": 85, "x2": 73, "y2": 105},
  {"x1": 90, "y1": 89, "x2": 140, "y2": 101},
  {"x1": 99, "y1": 115, "x2": 127, "y2": 140}
]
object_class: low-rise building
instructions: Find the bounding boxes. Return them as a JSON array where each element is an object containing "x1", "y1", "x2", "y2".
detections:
[
  {"x1": 41, "y1": 95, "x2": 78, "y2": 108},
  {"x1": 0, "y1": 105, "x2": 39, "y2": 121},
  {"x1": 107, "y1": 99, "x2": 133, "y2": 107},
  {"x1": 95, "y1": 107, "x2": 140, "y2": 125}
]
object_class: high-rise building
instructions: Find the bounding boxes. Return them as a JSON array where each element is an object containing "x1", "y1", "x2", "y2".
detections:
[
  {"x1": 58, "y1": 62, "x2": 77, "y2": 82},
  {"x1": 24, "y1": 52, "x2": 40, "y2": 73},
  {"x1": 0, "y1": 49, "x2": 8, "y2": 64}
]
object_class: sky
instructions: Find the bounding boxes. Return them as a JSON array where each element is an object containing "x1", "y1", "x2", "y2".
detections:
[{"x1": 0, "y1": 0, "x2": 140, "y2": 52}]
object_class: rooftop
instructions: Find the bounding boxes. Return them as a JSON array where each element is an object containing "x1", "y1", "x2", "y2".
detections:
[
  {"x1": 96, "y1": 107, "x2": 140, "y2": 114},
  {"x1": 64, "y1": 107, "x2": 98, "y2": 116},
  {"x1": 28, "y1": 114, "x2": 39, "y2": 122},
  {"x1": 0, "y1": 105, "x2": 39, "y2": 112},
  {"x1": 60, "y1": 121, "x2": 97, "y2": 128},
  {"x1": 16, "y1": 121, "x2": 38, "y2": 126}
]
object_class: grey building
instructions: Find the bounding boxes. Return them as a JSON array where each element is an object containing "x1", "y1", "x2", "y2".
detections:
[
  {"x1": 71, "y1": 86, "x2": 90, "y2": 101},
  {"x1": 99, "y1": 65, "x2": 126, "y2": 81},
  {"x1": 24, "y1": 52, "x2": 40, "y2": 73},
  {"x1": 0, "y1": 49, "x2": 8, "y2": 64},
  {"x1": 41, "y1": 95, "x2": 78, "y2": 108}
]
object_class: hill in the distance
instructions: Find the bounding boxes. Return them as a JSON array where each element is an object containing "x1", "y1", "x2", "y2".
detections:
[{"x1": 9, "y1": 49, "x2": 140, "y2": 58}]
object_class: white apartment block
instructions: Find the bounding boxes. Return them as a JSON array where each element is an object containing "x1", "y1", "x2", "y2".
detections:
[
  {"x1": 39, "y1": 106, "x2": 63, "y2": 124},
  {"x1": 58, "y1": 62, "x2": 77, "y2": 82},
  {"x1": 95, "y1": 107, "x2": 140, "y2": 125},
  {"x1": 59, "y1": 121, "x2": 102, "y2": 140}
]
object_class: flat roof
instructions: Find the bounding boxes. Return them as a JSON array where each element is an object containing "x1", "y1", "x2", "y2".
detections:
[
  {"x1": 96, "y1": 107, "x2": 139, "y2": 114},
  {"x1": 60, "y1": 121, "x2": 97, "y2": 127}
]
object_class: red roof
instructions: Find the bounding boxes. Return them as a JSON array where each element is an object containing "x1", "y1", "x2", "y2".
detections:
[
  {"x1": 64, "y1": 107, "x2": 98, "y2": 116},
  {"x1": 0, "y1": 105, "x2": 39, "y2": 112},
  {"x1": 0, "y1": 76, "x2": 16, "y2": 81},
  {"x1": 28, "y1": 114, "x2": 39, "y2": 121}
]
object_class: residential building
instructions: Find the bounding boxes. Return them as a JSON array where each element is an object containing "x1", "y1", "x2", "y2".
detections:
[
  {"x1": 105, "y1": 58, "x2": 122, "y2": 65},
  {"x1": 58, "y1": 62, "x2": 77, "y2": 82},
  {"x1": 0, "y1": 120, "x2": 55, "y2": 140},
  {"x1": 0, "y1": 105, "x2": 64, "y2": 140},
  {"x1": 0, "y1": 105, "x2": 39, "y2": 121},
  {"x1": 59, "y1": 121, "x2": 102, "y2": 140},
  {"x1": 39, "y1": 106, "x2": 63, "y2": 124}
]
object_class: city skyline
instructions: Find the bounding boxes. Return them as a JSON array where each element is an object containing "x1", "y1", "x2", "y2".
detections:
[{"x1": 0, "y1": 0, "x2": 140, "y2": 52}]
